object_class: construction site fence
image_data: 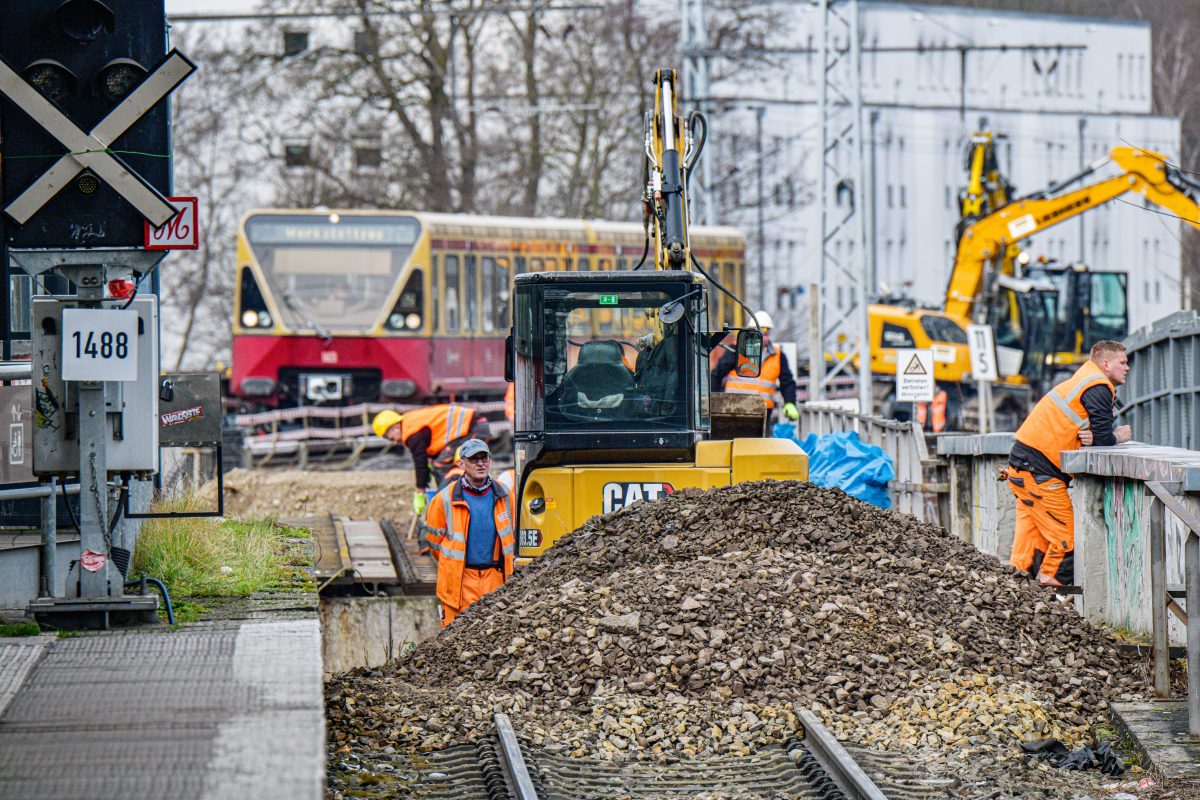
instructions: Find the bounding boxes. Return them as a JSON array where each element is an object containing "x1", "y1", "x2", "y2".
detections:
[
  {"x1": 1121, "y1": 310, "x2": 1200, "y2": 450},
  {"x1": 940, "y1": 433, "x2": 1200, "y2": 736},
  {"x1": 795, "y1": 403, "x2": 948, "y2": 526},
  {"x1": 232, "y1": 400, "x2": 509, "y2": 470}
]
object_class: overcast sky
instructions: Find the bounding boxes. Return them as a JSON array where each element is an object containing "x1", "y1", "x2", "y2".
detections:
[{"x1": 166, "y1": 0, "x2": 257, "y2": 15}]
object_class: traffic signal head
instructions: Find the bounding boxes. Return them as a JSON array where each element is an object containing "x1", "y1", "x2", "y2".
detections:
[{"x1": 0, "y1": 0, "x2": 174, "y2": 249}]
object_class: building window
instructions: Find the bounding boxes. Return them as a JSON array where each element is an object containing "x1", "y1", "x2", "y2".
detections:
[
  {"x1": 354, "y1": 28, "x2": 378, "y2": 56},
  {"x1": 283, "y1": 30, "x2": 309, "y2": 57},
  {"x1": 354, "y1": 142, "x2": 382, "y2": 170},
  {"x1": 283, "y1": 142, "x2": 311, "y2": 168}
]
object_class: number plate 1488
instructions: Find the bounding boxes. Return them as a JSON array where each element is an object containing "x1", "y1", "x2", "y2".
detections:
[{"x1": 61, "y1": 309, "x2": 139, "y2": 382}]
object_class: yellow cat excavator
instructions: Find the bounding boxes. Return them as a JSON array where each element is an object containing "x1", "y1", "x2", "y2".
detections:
[
  {"x1": 505, "y1": 69, "x2": 808, "y2": 560},
  {"x1": 870, "y1": 143, "x2": 1200, "y2": 428}
]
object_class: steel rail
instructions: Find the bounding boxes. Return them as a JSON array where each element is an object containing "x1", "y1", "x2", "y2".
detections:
[
  {"x1": 797, "y1": 710, "x2": 889, "y2": 800},
  {"x1": 493, "y1": 713, "x2": 540, "y2": 800}
]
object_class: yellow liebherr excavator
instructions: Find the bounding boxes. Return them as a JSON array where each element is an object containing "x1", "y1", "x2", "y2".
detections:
[
  {"x1": 505, "y1": 69, "x2": 808, "y2": 561},
  {"x1": 871, "y1": 143, "x2": 1200, "y2": 428}
]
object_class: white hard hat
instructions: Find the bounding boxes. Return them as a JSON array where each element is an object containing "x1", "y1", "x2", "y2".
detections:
[{"x1": 753, "y1": 310, "x2": 774, "y2": 331}]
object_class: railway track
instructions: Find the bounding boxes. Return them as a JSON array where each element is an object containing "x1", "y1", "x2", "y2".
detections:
[{"x1": 393, "y1": 711, "x2": 954, "y2": 800}]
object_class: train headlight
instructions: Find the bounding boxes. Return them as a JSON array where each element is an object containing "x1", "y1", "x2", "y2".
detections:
[
  {"x1": 388, "y1": 313, "x2": 404, "y2": 329},
  {"x1": 258, "y1": 311, "x2": 272, "y2": 327},
  {"x1": 405, "y1": 313, "x2": 421, "y2": 330},
  {"x1": 242, "y1": 310, "x2": 259, "y2": 327}
]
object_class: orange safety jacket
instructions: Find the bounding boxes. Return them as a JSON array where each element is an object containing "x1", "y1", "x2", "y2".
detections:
[
  {"x1": 424, "y1": 479, "x2": 515, "y2": 610},
  {"x1": 1015, "y1": 361, "x2": 1114, "y2": 471},
  {"x1": 504, "y1": 383, "x2": 515, "y2": 423},
  {"x1": 723, "y1": 345, "x2": 782, "y2": 409},
  {"x1": 401, "y1": 404, "x2": 476, "y2": 456}
]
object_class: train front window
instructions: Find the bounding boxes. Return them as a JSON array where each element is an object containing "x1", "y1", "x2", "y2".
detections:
[
  {"x1": 244, "y1": 213, "x2": 420, "y2": 332},
  {"x1": 540, "y1": 289, "x2": 689, "y2": 431}
]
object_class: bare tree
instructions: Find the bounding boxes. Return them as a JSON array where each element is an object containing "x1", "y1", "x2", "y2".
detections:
[{"x1": 161, "y1": 27, "x2": 274, "y2": 370}]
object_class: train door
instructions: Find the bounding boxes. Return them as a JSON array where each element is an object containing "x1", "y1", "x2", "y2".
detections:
[
  {"x1": 476, "y1": 254, "x2": 510, "y2": 393},
  {"x1": 431, "y1": 252, "x2": 469, "y2": 394}
]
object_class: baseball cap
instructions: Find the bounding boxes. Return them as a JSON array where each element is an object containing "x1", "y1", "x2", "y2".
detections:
[{"x1": 458, "y1": 439, "x2": 491, "y2": 459}]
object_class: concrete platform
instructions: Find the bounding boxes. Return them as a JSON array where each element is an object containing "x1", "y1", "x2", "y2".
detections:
[
  {"x1": 1111, "y1": 700, "x2": 1200, "y2": 785},
  {"x1": 0, "y1": 617, "x2": 324, "y2": 800}
]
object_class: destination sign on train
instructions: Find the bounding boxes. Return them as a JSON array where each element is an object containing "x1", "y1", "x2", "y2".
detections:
[{"x1": 246, "y1": 220, "x2": 418, "y2": 246}]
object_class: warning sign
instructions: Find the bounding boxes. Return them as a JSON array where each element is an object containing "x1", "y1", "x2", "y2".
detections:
[{"x1": 896, "y1": 348, "x2": 935, "y2": 402}]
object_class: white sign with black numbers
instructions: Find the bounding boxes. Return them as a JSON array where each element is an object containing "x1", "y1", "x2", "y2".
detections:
[
  {"x1": 62, "y1": 309, "x2": 139, "y2": 382},
  {"x1": 966, "y1": 324, "x2": 999, "y2": 382}
]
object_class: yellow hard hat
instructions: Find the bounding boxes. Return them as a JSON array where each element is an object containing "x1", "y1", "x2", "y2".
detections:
[{"x1": 372, "y1": 409, "x2": 403, "y2": 438}]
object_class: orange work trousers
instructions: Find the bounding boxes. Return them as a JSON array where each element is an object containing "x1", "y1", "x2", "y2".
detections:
[
  {"x1": 1006, "y1": 467, "x2": 1074, "y2": 585},
  {"x1": 439, "y1": 566, "x2": 505, "y2": 628}
]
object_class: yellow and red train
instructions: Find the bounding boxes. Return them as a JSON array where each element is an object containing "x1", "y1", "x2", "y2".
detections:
[{"x1": 231, "y1": 210, "x2": 746, "y2": 408}]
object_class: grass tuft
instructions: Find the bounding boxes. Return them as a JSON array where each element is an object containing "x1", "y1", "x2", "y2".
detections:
[
  {"x1": 132, "y1": 497, "x2": 311, "y2": 599},
  {"x1": 0, "y1": 622, "x2": 40, "y2": 637}
]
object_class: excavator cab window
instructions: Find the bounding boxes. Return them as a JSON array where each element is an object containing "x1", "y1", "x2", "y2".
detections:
[
  {"x1": 512, "y1": 275, "x2": 703, "y2": 439},
  {"x1": 1087, "y1": 272, "x2": 1128, "y2": 344},
  {"x1": 918, "y1": 315, "x2": 967, "y2": 345}
]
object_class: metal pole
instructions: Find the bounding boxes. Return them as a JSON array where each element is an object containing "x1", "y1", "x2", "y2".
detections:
[
  {"x1": 74, "y1": 266, "x2": 112, "y2": 601},
  {"x1": 1187, "y1": 531, "x2": 1200, "y2": 738},
  {"x1": 849, "y1": 0, "x2": 872, "y2": 417},
  {"x1": 808, "y1": 282, "x2": 821, "y2": 402},
  {"x1": 755, "y1": 105, "x2": 766, "y2": 310},
  {"x1": 1150, "y1": 496, "x2": 1170, "y2": 698},
  {"x1": 40, "y1": 475, "x2": 57, "y2": 598}
]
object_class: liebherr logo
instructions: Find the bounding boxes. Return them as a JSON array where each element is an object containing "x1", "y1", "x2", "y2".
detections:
[{"x1": 602, "y1": 482, "x2": 675, "y2": 514}]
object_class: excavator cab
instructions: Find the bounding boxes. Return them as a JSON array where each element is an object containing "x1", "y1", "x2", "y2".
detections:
[
  {"x1": 506, "y1": 268, "x2": 806, "y2": 561},
  {"x1": 510, "y1": 269, "x2": 712, "y2": 462}
]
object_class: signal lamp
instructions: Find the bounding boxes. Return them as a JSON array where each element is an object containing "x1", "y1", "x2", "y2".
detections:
[
  {"x1": 76, "y1": 172, "x2": 100, "y2": 194},
  {"x1": 96, "y1": 58, "x2": 146, "y2": 100},
  {"x1": 258, "y1": 311, "x2": 271, "y2": 327},
  {"x1": 242, "y1": 310, "x2": 259, "y2": 327},
  {"x1": 405, "y1": 313, "x2": 420, "y2": 329},
  {"x1": 54, "y1": 0, "x2": 115, "y2": 43},
  {"x1": 23, "y1": 60, "x2": 77, "y2": 102}
]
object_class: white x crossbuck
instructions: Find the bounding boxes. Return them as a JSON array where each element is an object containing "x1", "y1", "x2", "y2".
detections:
[{"x1": 0, "y1": 50, "x2": 194, "y2": 228}]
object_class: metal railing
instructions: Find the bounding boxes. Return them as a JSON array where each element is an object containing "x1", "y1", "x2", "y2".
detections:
[
  {"x1": 796, "y1": 403, "x2": 948, "y2": 525},
  {"x1": 1121, "y1": 310, "x2": 1200, "y2": 449},
  {"x1": 1144, "y1": 480, "x2": 1200, "y2": 737}
]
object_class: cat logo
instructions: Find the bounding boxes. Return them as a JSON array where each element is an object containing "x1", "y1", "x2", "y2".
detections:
[{"x1": 602, "y1": 482, "x2": 675, "y2": 514}]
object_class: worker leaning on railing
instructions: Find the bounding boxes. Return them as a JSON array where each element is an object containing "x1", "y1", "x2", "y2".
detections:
[{"x1": 1004, "y1": 340, "x2": 1131, "y2": 587}]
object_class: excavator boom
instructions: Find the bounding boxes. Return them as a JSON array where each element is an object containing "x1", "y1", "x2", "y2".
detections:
[{"x1": 945, "y1": 147, "x2": 1200, "y2": 321}]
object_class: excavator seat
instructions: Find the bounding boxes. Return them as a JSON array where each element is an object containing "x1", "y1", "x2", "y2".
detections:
[{"x1": 562, "y1": 340, "x2": 634, "y2": 408}]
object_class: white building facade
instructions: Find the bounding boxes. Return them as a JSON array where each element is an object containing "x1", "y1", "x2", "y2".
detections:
[{"x1": 706, "y1": 2, "x2": 1181, "y2": 340}]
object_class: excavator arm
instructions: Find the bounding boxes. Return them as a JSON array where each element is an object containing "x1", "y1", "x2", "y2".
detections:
[
  {"x1": 945, "y1": 147, "x2": 1200, "y2": 321},
  {"x1": 643, "y1": 69, "x2": 693, "y2": 270}
]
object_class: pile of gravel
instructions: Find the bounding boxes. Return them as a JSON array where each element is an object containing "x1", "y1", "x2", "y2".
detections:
[{"x1": 328, "y1": 481, "x2": 1144, "y2": 765}]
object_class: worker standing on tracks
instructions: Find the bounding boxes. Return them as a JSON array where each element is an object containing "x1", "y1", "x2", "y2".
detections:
[
  {"x1": 711, "y1": 311, "x2": 799, "y2": 421},
  {"x1": 423, "y1": 439, "x2": 515, "y2": 627},
  {"x1": 1006, "y1": 341, "x2": 1131, "y2": 586},
  {"x1": 371, "y1": 405, "x2": 490, "y2": 516}
]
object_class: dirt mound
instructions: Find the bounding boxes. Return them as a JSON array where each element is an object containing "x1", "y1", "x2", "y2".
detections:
[
  {"x1": 221, "y1": 468, "x2": 414, "y2": 522},
  {"x1": 328, "y1": 480, "x2": 1145, "y2": 772}
]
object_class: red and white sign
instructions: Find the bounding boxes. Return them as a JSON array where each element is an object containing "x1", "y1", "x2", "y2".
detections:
[
  {"x1": 145, "y1": 196, "x2": 199, "y2": 250},
  {"x1": 80, "y1": 549, "x2": 107, "y2": 573}
]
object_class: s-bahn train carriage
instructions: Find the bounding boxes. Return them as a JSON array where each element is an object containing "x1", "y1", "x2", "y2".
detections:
[{"x1": 231, "y1": 210, "x2": 746, "y2": 409}]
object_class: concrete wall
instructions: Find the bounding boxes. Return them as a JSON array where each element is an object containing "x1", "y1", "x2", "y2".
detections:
[
  {"x1": 944, "y1": 436, "x2": 1200, "y2": 645},
  {"x1": 320, "y1": 596, "x2": 439, "y2": 678}
]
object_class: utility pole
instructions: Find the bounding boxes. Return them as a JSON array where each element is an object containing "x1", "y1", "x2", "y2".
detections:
[
  {"x1": 680, "y1": 0, "x2": 712, "y2": 224},
  {"x1": 755, "y1": 105, "x2": 766, "y2": 309},
  {"x1": 814, "y1": 0, "x2": 871, "y2": 414}
]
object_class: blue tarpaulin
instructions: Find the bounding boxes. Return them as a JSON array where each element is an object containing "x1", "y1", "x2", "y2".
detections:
[{"x1": 773, "y1": 423, "x2": 895, "y2": 508}]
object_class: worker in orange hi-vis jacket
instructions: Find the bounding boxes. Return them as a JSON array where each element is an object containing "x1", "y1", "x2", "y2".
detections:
[
  {"x1": 1005, "y1": 340, "x2": 1130, "y2": 587},
  {"x1": 423, "y1": 439, "x2": 515, "y2": 628},
  {"x1": 372, "y1": 404, "x2": 490, "y2": 516}
]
